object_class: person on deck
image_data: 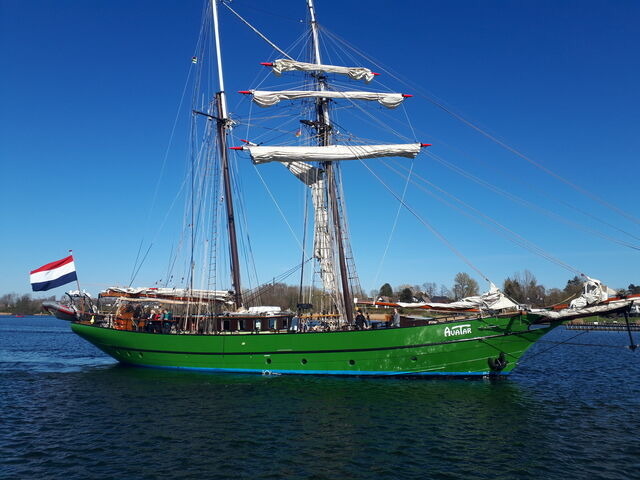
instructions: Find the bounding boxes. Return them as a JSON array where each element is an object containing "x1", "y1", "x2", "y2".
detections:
[
  {"x1": 392, "y1": 308, "x2": 400, "y2": 327},
  {"x1": 355, "y1": 309, "x2": 366, "y2": 330},
  {"x1": 289, "y1": 314, "x2": 300, "y2": 332}
]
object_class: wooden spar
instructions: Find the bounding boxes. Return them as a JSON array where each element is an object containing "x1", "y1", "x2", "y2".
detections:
[
  {"x1": 307, "y1": 0, "x2": 354, "y2": 325},
  {"x1": 216, "y1": 92, "x2": 243, "y2": 309},
  {"x1": 211, "y1": 0, "x2": 242, "y2": 308}
]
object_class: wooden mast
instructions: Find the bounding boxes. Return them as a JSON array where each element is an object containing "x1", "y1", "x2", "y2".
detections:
[
  {"x1": 211, "y1": 0, "x2": 243, "y2": 308},
  {"x1": 307, "y1": 0, "x2": 354, "y2": 325}
]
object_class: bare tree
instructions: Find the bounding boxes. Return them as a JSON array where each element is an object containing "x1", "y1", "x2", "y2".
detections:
[
  {"x1": 422, "y1": 282, "x2": 438, "y2": 298},
  {"x1": 452, "y1": 272, "x2": 479, "y2": 300}
]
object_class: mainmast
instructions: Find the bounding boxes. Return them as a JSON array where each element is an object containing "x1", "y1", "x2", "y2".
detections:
[
  {"x1": 306, "y1": 0, "x2": 354, "y2": 325},
  {"x1": 211, "y1": 0, "x2": 243, "y2": 308}
]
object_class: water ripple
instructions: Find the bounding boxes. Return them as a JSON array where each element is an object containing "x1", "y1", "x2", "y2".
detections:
[{"x1": 1, "y1": 317, "x2": 639, "y2": 479}]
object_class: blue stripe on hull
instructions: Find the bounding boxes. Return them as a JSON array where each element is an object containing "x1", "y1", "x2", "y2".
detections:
[{"x1": 120, "y1": 362, "x2": 505, "y2": 377}]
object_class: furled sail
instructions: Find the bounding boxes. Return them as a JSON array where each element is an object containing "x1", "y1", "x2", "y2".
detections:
[
  {"x1": 248, "y1": 90, "x2": 406, "y2": 109},
  {"x1": 533, "y1": 300, "x2": 633, "y2": 320},
  {"x1": 531, "y1": 276, "x2": 626, "y2": 320},
  {"x1": 245, "y1": 143, "x2": 422, "y2": 165},
  {"x1": 397, "y1": 285, "x2": 519, "y2": 311},
  {"x1": 100, "y1": 287, "x2": 233, "y2": 303},
  {"x1": 568, "y1": 276, "x2": 617, "y2": 309},
  {"x1": 268, "y1": 59, "x2": 375, "y2": 83},
  {"x1": 284, "y1": 161, "x2": 344, "y2": 318}
]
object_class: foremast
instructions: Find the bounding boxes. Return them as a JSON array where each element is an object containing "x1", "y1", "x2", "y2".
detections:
[
  {"x1": 307, "y1": 0, "x2": 354, "y2": 325},
  {"x1": 211, "y1": 0, "x2": 242, "y2": 309},
  {"x1": 236, "y1": 1, "x2": 427, "y2": 321}
]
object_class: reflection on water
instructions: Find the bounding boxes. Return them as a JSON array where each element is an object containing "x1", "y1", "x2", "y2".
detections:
[{"x1": 1, "y1": 316, "x2": 638, "y2": 479}]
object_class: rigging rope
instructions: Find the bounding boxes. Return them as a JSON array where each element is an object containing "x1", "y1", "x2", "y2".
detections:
[
  {"x1": 372, "y1": 159, "x2": 415, "y2": 290},
  {"x1": 383, "y1": 159, "x2": 585, "y2": 277},
  {"x1": 359, "y1": 160, "x2": 493, "y2": 285},
  {"x1": 128, "y1": 60, "x2": 197, "y2": 286},
  {"x1": 425, "y1": 152, "x2": 640, "y2": 252},
  {"x1": 428, "y1": 135, "x2": 640, "y2": 243},
  {"x1": 222, "y1": 2, "x2": 294, "y2": 60},
  {"x1": 250, "y1": 162, "x2": 305, "y2": 252},
  {"x1": 321, "y1": 27, "x2": 640, "y2": 229},
  {"x1": 529, "y1": 328, "x2": 637, "y2": 357}
]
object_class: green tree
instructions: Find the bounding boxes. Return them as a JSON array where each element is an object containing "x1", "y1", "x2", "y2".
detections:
[
  {"x1": 544, "y1": 287, "x2": 566, "y2": 306},
  {"x1": 565, "y1": 276, "x2": 583, "y2": 298},
  {"x1": 378, "y1": 283, "x2": 393, "y2": 298},
  {"x1": 399, "y1": 288, "x2": 413, "y2": 302},
  {"x1": 503, "y1": 277, "x2": 523, "y2": 303},
  {"x1": 503, "y1": 270, "x2": 545, "y2": 306},
  {"x1": 452, "y1": 272, "x2": 479, "y2": 300}
]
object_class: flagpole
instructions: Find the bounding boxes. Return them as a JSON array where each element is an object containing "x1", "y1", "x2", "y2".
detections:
[{"x1": 69, "y1": 249, "x2": 84, "y2": 314}]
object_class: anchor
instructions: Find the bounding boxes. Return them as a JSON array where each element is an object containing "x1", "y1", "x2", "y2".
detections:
[{"x1": 488, "y1": 352, "x2": 508, "y2": 372}]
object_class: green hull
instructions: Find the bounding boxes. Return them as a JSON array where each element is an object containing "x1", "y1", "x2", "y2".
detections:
[{"x1": 71, "y1": 314, "x2": 556, "y2": 376}]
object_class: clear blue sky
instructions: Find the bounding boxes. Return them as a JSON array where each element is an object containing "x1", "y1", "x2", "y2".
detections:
[{"x1": 1, "y1": 0, "x2": 639, "y2": 298}]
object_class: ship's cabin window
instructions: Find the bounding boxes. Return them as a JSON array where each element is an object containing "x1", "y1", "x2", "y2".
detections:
[
  {"x1": 238, "y1": 319, "x2": 246, "y2": 331},
  {"x1": 223, "y1": 320, "x2": 230, "y2": 331},
  {"x1": 268, "y1": 318, "x2": 277, "y2": 330}
]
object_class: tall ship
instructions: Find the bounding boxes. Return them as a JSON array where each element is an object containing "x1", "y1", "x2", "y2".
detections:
[{"x1": 50, "y1": 0, "x2": 637, "y2": 376}]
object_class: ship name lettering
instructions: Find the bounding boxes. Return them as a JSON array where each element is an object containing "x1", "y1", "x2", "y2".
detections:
[{"x1": 444, "y1": 324, "x2": 472, "y2": 337}]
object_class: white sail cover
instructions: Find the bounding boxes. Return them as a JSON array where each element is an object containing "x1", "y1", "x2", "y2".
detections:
[
  {"x1": 101, "y1": 287, "x2": 232, "y2": 303},
  {"x1": 284, "y1": 161, "x2": 344, "y2": 319},
  {"x1": 246, "y1": 143, "x2": 422, "y2": 165},
  {"x1": 397, "y1": 285, "x2": 518, "y2": 311},
  {"x1": 568, "y1": 276, "x2": 617, "y2": 309},
  {"x1": 250, "y1": 90, "x2": 405, "y2": 109},
  {"x1": 533, "y1": 300, "x2": 632, "y2": 320},
  {"x1": 530, "y1": 277, "x2": 623, "y2": 320},
  {"x1": 270, "y1": 59, "x2": 375, "y2": 83}
]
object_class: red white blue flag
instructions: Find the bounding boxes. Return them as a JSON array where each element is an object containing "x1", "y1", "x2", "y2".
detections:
[{"x1": 30, "y1": 255, "x2": 77, "y2": 292}]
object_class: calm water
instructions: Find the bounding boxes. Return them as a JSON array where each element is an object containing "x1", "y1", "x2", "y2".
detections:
[{"x1": 1, "y1": 316, "x2": 639, "y2": 480}]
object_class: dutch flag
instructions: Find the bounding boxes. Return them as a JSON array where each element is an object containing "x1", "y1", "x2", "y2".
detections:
[{"x1": 30, "y1": 255, "x2": 78, "y2": 292}]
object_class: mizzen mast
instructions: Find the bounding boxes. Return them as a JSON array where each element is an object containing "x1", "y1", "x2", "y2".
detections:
[{"x1": 211, "y1": 0, "x2": 243, "y2": 308}]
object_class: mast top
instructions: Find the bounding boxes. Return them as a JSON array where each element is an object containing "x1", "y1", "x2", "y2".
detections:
[
  {"x1": 307, "y1": 0, "x2": 322, "y2": 66},
  {"x1": 211, "y1": 0, "x2": 228, "y2": 119}
]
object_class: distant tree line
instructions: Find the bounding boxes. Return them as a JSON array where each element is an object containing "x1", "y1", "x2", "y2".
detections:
[
  {"x1": 373, "y1": 271, "x2": 639, "y2": 307},
  {"x1": 242, "y1": 282, "x2": 366, "y2": 312},
  {"x1": 2, "y1": 276, "x2": 638, "y2": 314},
  {"x1": 0, "y1": 293, "x2": 55, "y2": 315}
]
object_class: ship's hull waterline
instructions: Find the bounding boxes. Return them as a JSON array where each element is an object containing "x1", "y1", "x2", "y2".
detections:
[{"x1": 71, "y1": 314, "x2": 556, "y2": 376}]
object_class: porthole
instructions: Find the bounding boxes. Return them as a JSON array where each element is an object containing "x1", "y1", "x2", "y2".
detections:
[
  {"x1": 411, "y1": 356, "x2": 417, "y2": 362},
  {"x1": 126, "y1": 351, "x2": 131, "y2": 357},
  {"x1": 265, "y1": 358, "x2": 272, "y2": 364},
  {"x1": 138, "y1": 352, "x2": 143, "y2": 359},
  {"x1": 301, "y1": 358, "x2": 308, "y2": 365},
  {"x1": 349, "y1": 360, "x2": 355, "y2": 366}
]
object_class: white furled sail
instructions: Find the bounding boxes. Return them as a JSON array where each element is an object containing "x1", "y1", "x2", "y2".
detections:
[
  {"x1": 269, "y1": 58, "x2": 375, "y2": 83},
  {"x1": 101, "y1": 287, "x2": 233, "y2": 303},
  {"x1": 568, "y1": 276, "x2": 617, "y2": 309},
  {"x1": 245, "y1": 143, "x2": 422, "y2": 165},
  {"x1": 534, "y1": 300, "x2": 633, "y2": 320},
  {"x1": 532, "y1": 276, "x2": 625, "y2": 320},
  {"x1": 248, "y1": 90, "x2": 406, "y2": 109},
  {"x1": 285, "y1": 162, "x2": 343, "y2": 313},
  {"x1": 397, "y1": 285, "x2": 519, "y2": 311}
]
